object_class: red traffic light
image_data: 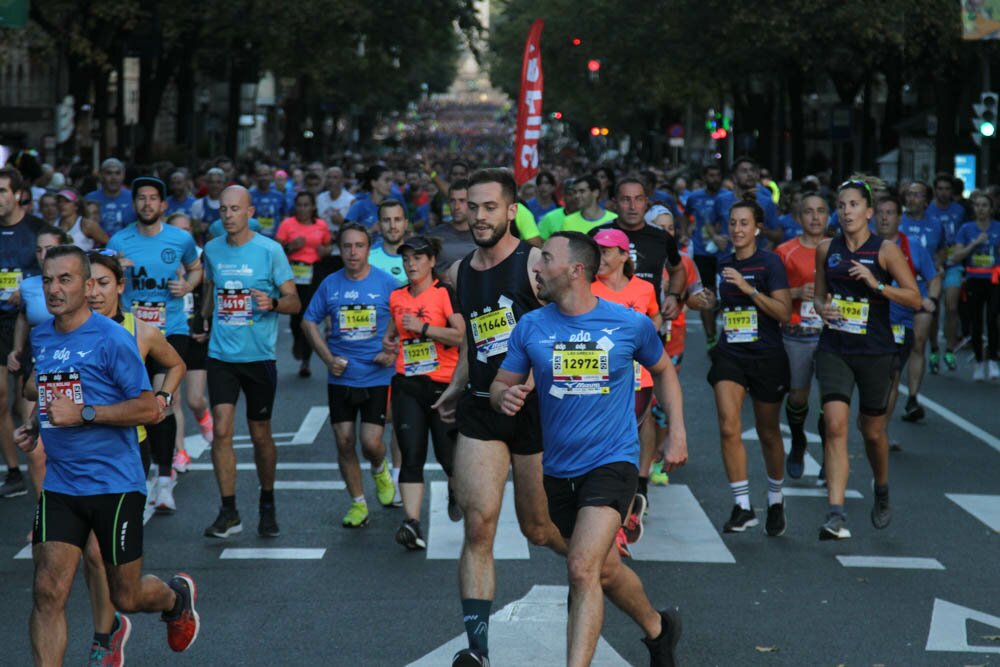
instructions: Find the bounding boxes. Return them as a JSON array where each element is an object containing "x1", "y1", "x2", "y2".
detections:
[
  {"x1": 571, "y1": 37, "x2": 582, "y2": 46},
  {"x1": 587, "y1": 59, "x2": 601, "y2": 72},
  {"x1": 711, "y1": 128, "x2": 728, "y2": 140},
  {"x1": 590, "y1": 126, "x2": 601, "y2": 136},
  {"x1": 553, "y1": 111, "x2": 563, "y2": 120}
]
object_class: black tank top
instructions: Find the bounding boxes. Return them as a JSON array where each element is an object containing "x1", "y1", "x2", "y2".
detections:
[
  {"x1": 457, "y1": 241, "x2": 540, "y2": 396},
  {"x1": 818, "y1": 233, "x2": 895, "y2": 355}
]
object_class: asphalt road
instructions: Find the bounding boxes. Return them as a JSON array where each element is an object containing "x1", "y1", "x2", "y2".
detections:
[{"x1": 1, "y1": 321, "x2": 998, "y2": 666}]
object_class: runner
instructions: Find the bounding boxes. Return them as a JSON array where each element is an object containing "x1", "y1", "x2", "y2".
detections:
[
  {"x1": 369, "y1": 199, "x2": 409, "y2": 286},
  {"x1": 0, "y1": 166, "x2": 44, "y2": 499},
  {"x1": 250, "y1": 164, "x2": 287, "y2": 238},
  {"x1": 899, "y1": 181, "x2": 946, "y2": 376},
  {"x1": 525, "y1": 170, "x2": 559, "y2": 221},
  {"x1": 379, "y1": 235, "x2": 464, "y2": 549},
  {"x1": 431, "y1": 168, "x2": 565, "y2": 667},
  {"x1": 274, "y1": 190, "x2": 333, "y2": 377},
  {"x1": 950, "y1": 191, "x2": 1000, "y2": 380},
  {"x1": 15, "y1": 245, "x2": 198, "y2": 664},
  {"x1": 107, "y1": 176, "x2": 202, "y2": 513},
  {"x1": 84, "y1": 158, "x2": 136, "y2": 236},
  {"x1": 191, "y1": 167, "x2": 226, "y2": 237},
  {"x1": 590, "y1": 228, "x2": 661, "y2": 555},
  {"x1": 926, "y1": 174, "x2": 967, "y2": 372},
  {"x1": 201, "y1": 186, "x2": 300, "y2": 538},
  {"x1": 537, "y1": 178, "x2": 578, "y2": 240},
  {"x1": 428, "y1": 180, "x2": 478, "y2": 271},
  {"x1": 165, "y1": 169, "x2": 195, "y2": 217},
  {"x1": 491, "y1": 230, "x2": 687, "y2": 667},
  {"x1": 776, "y1": 193, "x2": 828, "y2": 479},
  {"x1": 707, "y1": 198, "x2": 792, "y2": 534},
  {"x1": 55, "y1": 188, "x2": 108, "y2": 250},
  {"x1": 813, "y1": 179, "x2": 922, "y2": 540},
  {"x1": 560, "y1": 176, "x2": 617, "y2": 234},
  {"x1": 301, "y1": 222, "x2": 398, "y2": 528},
  {"x1": 346, "y1": 165, "x2": 394, "y2": 230}
]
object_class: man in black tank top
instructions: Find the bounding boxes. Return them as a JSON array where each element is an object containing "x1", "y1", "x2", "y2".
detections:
[{"x1": 434, "y1": 168, "x2": 565, "y2": 667}]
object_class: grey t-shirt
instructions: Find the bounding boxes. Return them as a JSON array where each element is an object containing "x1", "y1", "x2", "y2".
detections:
[{"x1": 428, "y1": 223, "x2": 478, "y2": 271}]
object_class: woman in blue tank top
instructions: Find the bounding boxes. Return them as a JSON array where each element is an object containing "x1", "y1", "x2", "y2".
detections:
[{"x1": 813, "y1": 179, "x2": 922, "y2": 541}]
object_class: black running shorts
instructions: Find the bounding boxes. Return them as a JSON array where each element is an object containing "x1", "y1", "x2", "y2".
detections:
[
  {"x1": 544, "y1": 461, "x2": 639, "y2": 539},
  {"x1": 206, "y1": 358, "x2": 277, "y2": 421},
  {"x1": 707, "y1": 348, "x2": 790, "y2": 404},
  {"x1": 456, "y1": 391, "x2": 543, "y2": 456},
  {"x1": 33, "y1": 490, "x2": 145, "y2": 565},
  {"x1": 815, "y1": 349, "x2": 894, "y2": 417},
  {"x1": 327, "y1": 383, "x2": 389, "y2": 426}
]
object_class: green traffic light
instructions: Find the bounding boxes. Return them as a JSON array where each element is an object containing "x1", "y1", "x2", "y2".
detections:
[{"x1": 982, "y1": 121, "x2": 996, "y2": 138}]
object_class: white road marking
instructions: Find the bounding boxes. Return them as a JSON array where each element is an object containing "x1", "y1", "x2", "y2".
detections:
[
  {"x1": 291, "y1": 406, "x2": 329, "y2": 444},
  {"x1": 836, "y1": 555, "x2": 944, "y2": 570},
  {"x1": 186, "y1": 462, "x2": 445, "y2": 472},
  {"x1": 783, "y1": 488, "x2": 863, "y2": 499},
  {"x1": 946, "y1": 493, "x2": 1000, "y2": 532},
  {"x1": 898, "y1": 386, "x2": 1000, "y2": 455},
  {"x1": 220, "y1": 548, "x2": 326, "y2": 560},
  {"x1": 427, "y1": 481, "x2": 529, "y2": 560},
  {"x1": 629, "y1": 484, "x2": 736, "y2": 563},
  {"x1": 274, "y1": 480, "x2": 345, "y2": 491},
  {"x1": 407, "y1": 585, "x2": 629, "y2": 666},
  {"x1": 741, "y1": 425, "x2": 822, "y2": 477},
  {"x1": 926, "y1": 598, "x2": 1000, "y2": 654}
]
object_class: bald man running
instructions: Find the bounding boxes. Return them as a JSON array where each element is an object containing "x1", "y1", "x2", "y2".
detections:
[{"x1": 200, "y1": 186, "x2": 300, "y2": 539}]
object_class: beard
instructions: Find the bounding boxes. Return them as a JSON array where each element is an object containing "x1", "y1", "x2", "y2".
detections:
[
  {"x1": 136, "y1": 211, "x2": 160, "y2": 225},
  {"x1": 472, "y1": 220, "x2": 508, "y2": 248}
]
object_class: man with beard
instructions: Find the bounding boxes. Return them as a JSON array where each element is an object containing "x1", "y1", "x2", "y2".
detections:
[
  {"x1": 428, "y1": 179, "x2": 477, "y2": 272},
  {"x1": 85, "y1": 158, "x2": 137, "y2": 237},
  {"x1": 108, "y1": 177, "x2": 202, "y2": 512},
  {"x1": 369, "y1": 200, "x2": 409, "y2": 287},
  {"x1": 433, "y1": 168, "x2": 566, "y2": 667}
]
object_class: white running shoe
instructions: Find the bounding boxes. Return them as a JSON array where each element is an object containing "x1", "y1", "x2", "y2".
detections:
[
  {"x1": 989, "y1": 360, "x2": 1000, "y2": 381},
  {"x1": 973, "y1": 362, "x2": 986, "y2": 382},
  {"x1": 155, "y1": 476, "x2": 176, "y2": 513}
]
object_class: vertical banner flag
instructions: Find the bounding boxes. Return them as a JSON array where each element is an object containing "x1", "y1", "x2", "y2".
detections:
[{"x1": 514, "y1": 19, "x2": 544, "y2": 186}]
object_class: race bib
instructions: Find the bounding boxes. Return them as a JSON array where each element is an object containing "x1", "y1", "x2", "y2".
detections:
[
  {"x1": 972, "y1": 252, "x2": 994, "y2": 268},
  {"x1": 829, "y1": 295, "x2": 869, "y2": 335},
  {"x1": 0, "y1": 268, "x2": 22, "y2": 300},
  {"x1": 470, "y1": 306, "x2": 516, "y2": 361},
  {"x1": 217, "y1": 289, "x2": 253, "y2": 326},
  {"x1": 132, "y1": 300, "x2": 166, "y2": 331},
  {"x1": 183, "y1": 292, "x2": 194, "y2": 319},
  {"x1": 660, "y1": 318, "x2": 672, "y2": 342},
  {"x1": 402, "y1": 337, "x2": 439, "y2": 376},
  {"x1": 799, "y1": 301, "x2": 823, "y2": 330},
  {"x1": 552, "y1": 341, "x2": 609, "y2": 395},
  {"x1": 338, "y1": 304, "x2": 377, "y2": 340},
  {"x1": 292, "y1": 262, "x2": 314, "y2": 286},
  {"x1": 258, "y1": 217, "x2": 275, "y2": 235},
  {"x1": 633, "y1": 360, "x2": 642, "y2": 392},
  {"x1": 37, "y1": 372, "x2": 84, "y2": 429},
  {"x1": 723, "y1": 307, "x2": 758, "y2": 343},
  {"x1": 892, "y1": 323, "x2": 905, "y2": 345}
]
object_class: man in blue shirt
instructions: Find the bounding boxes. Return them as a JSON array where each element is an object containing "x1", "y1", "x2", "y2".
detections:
[
  {"x1": 165, "y1": 170, "x2": 195, "y2": 217},
  {"x1": 250, "y1": 164, "x2": 287, "y2": 238},
  {"x1": 15, "y1": 245, "x2": 199, "y2": 663},
  {"x1": 201, "y1": 186, "x2": 299, "y2": 539},
  {"x1": 191, "y1": 168, "x2": 225, "y2": 236},
  {"x1": 491, "y1": 231, "x2": 688, "y2": 667},
  {"x1": 686, "y1": 164, "x2": 728, "y2": 346},
  {"x1": 301, "y1": 222, "x2": 398, "y2": 528},
  {"x1": 107, "y1": 176, "x2": 202, "y2": 510},
  {"x1": 369, "y1": 199, "x2": 408, "y2": 286},
  {"x1": 926, "y1": 174, "x2": 969, "y2": 372},
  {"x1": 85, "y1": 158, "x2": 136, "y2": 236},
  {"x1": 713, "y1": 157, "x2": 780, "y2": 248},
  {"x1": 900, "y1": 181, "x2": 947, "y2": 376}
]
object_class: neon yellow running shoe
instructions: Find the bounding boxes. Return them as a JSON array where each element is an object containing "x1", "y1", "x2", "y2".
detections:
[
  {"x1": 650, "y1": 460, "x2": 670, "y2": 486},
  {"x1": 342, "y1": 501, "x2": 369, "y2": 528},
  {"x1": 373, "y1": 463, "x2": 396, "y2": 507}
]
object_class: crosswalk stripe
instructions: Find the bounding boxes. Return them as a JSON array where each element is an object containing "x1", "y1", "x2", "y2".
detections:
[
  {"x1": 220, "y1": 548, "x2": 326, "y2": 560},
  {"x1": 629, "y1": 485, "x2": 736, "y2": 563},
  {"x1": 783, "y1": 488, "x2": 863, "y2": 499},
  {"x1": 274, "y1": 480, "x2": 345, "y2": 490},
  {"x1": 426, "y1": 481, "x2": 529, "y2": 560},
  {"x1": 186, "y1": 462, "x2": 445, "y2": 472},
  {"x1": 836, "y1": 555, "x2": 944, "y2": 570},
  {"x1": 742, "y1": 425, "x2": 822, "y2": 477},
  {"x1": 946, "y1": 493, "x2": 1000, "y2": 532}
]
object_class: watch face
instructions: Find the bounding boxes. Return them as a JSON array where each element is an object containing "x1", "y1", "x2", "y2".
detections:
[{"x1": 81, "y1": 405, "x2": 97, "y2": 423}]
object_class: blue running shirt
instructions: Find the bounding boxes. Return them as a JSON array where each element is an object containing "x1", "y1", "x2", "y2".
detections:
[
  {"x1": 32, "y1": 312, "x2": 151, "y2": 495},
  {"x1": 84, "y1": 189, "x2": 136, "y2": 236},
  {"x1": 250, "y1": 188, "x2": 287, "y2": 237},
  {"x1": 502, "y1": 298, "x2": 663, "y2": 478},
  {"x1": 303, "y1": 267, "x2": 397, "y2": 387},
  {"x1": 203, "y1": 233, "x2": 294, "y2": 362},
  {"x1": 107, "y1": 223, "x2": 199, "y2": 336},
  {"x1": 369, "y1": 245, "x2": 407, "y2": 286}
]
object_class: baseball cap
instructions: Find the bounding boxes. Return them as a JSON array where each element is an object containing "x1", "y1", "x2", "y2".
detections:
[
  {"x1": 56, "y1": 188, "x2": 79, "y2": 202},
  {"x1": 131, "y1": 176, "x2": 166, "y2": 200},
  {"x1": 399, "y1": 235, "x2": 435, "y2": 256},
  {"x1": 593, "y1": 228, "x2": 629, "y2": 252}
]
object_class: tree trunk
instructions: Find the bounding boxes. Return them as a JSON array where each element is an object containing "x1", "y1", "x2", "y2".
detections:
[{"x1": 788, "y1": 70, "x2": 805, "y2": 179}]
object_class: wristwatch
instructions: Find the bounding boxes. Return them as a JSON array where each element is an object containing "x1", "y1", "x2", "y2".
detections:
[
  {"x1": 156, "y1": 391, "x2": 173, "y2": 407},
  {"x1": 877, "y1": 282, "x2": 886, "y2": 292},
  {"x1": 81, "y1": 405, "x2": 97, "y2": 424},
  {"x1": 271, "y1": 297, "x2": 279, "y2": 311},
  {"x1": 667, "y1": 291, "x2": 682, "y2": 300}
]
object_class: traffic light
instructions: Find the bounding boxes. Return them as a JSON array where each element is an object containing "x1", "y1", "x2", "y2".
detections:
[
  {"x1": 587, "y1": 59, "x2": 600, "y2": 82},
  {"x1": 705, "y1": 107, "x2": 732, "y2": 141},
  {"x1": 973, "y1": 92, "x2": 998, "y2": 144},
  {"x1": 550, "y1": 111, "x2": 563, "y2": 120},
  {"x1": 571, "y1": 37, "x2": 582, "y2": 46},
  {"x1": 590, "y1": 126, "x2": 601, "y2": 136}
]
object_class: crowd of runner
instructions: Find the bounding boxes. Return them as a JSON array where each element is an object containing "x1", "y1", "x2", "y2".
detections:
[{"x1": 2, "y1": 146, "x2": 999, "y2": 666}]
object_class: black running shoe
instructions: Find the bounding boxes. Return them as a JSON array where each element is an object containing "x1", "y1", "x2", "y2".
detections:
[
  {"x1": 395, "y1": 518, "x2": 427, "y2": 550},
  {"x1": 901, "y1": 397, "x2": 925, "y2": 422},
  {"x1": 0, "y1": 470, "x2": 27, "y2": 498},
  {"x1": 643, "y1": 607, "x2": 682, "y2": 667},
  {"x1": 452, "y1": 648, "x2": 490, "y2": 666},
  {"x1": 722, "y1": 505, "x2": 758, "y2": 533},
  {"x1": 765, "y1": 501, "x2": 786, "y2": 537},
  {"x1": 786, "y1": 437, "x2": 807, "y2": 479},
  {"x1": 203, "y1": 508, "x2": 242, "y2": 538},
  {"x1": 258, "y1": 505, "x2": 280, "y2": 537},
  {"x1": 871, "y1": 491, "x2": 891, "y2": 529}
]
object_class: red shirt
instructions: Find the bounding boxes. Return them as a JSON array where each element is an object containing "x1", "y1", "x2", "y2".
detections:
[
  {"x1": 776, "y1": 237, "x2": 819, "y2": 331},
  {"x1": 389, "y1": 280, "x2": 460, "y2": 383},
  {"x1": 275, "y1": 217, "x2": 331, "y2": 265},
  {"x1": 592, "y1": 275, "x2": 659, "y2": 388},
  {"x1": 661, "y1": 253, "x2": 700, "y2": 359}
]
